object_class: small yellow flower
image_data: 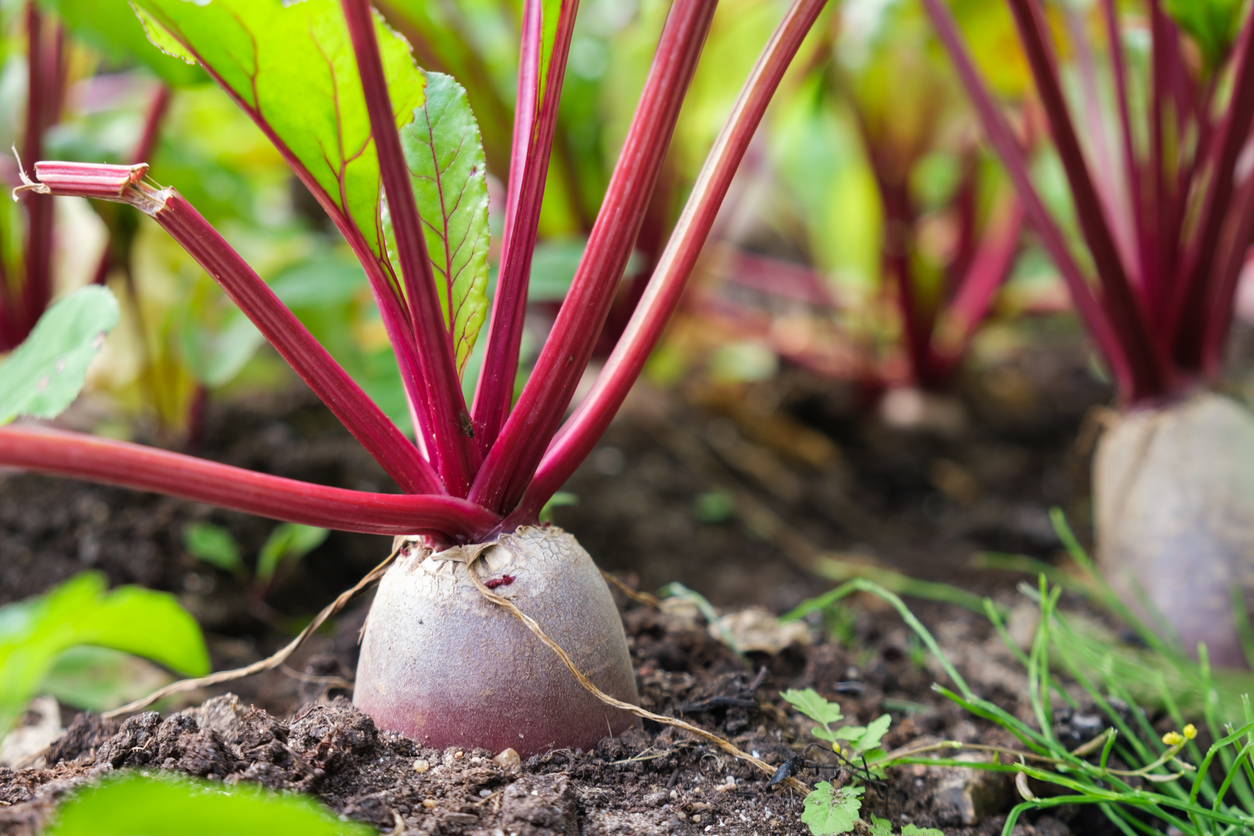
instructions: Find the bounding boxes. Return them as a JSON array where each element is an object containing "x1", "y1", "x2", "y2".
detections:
[
  {"x1": 1162, "y1": 731, "x2": 1184, "y2": 747},
  {"x1": 1183, "y1": 724, "x2": 1197, "y2": 740}
]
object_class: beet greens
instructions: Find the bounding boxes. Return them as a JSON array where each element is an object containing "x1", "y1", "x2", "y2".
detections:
[
  {"x1": 0, "y1": 0, "x2": 828, "y2": 546},
  {"x1": 925, "y1": 0, "x2": 1254, "y2": 404}
]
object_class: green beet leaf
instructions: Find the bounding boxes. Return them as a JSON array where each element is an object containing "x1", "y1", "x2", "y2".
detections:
[
  {"x1": 129, "y1": 0, "x2": 424, "y2": 298},
  {"x1": 1163, "y1": 0, "x2": 1243, "y2": 70},
  {"x1": 37, "y1": 0, "x2": 205, "y2": 85},
  {"x1": 802, "y1": 783, "x2": 863, "y2": 836},
  {"x1": 0, "y1": 572, "x2": 210, "y2": 739},
  {"x1": 0, "y1": 286, "x2": 119, "y2": 425},
  {"x1": 44, "y1": 772, "x2": 374, "y2": 836},
  {"x1": 399, "y1": 71, "x2": 491, "y2": 373}
]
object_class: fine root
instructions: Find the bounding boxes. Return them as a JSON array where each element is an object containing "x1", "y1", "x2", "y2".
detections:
[
  {"x1": 458, "y1": 545, "x2": 809, "y2": 794},
  {"x1": 102, "y1": 544, "x2": 401, "y2": 719},
  {"x1": 600, "y1": 570, "x2": 661, "y2": 608},
  {"x1": 101, "y1": 536, "x2": 806, "y2": 794}
]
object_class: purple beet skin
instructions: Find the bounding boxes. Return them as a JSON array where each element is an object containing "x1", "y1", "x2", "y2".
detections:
[{"x1": 354, "y1": 526, "x2": 639, "y2": 755}]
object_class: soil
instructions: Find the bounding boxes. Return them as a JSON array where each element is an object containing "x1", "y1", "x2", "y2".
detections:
[{"x1": 0, "y1": 338, "x2": 1127, "y2": 835}]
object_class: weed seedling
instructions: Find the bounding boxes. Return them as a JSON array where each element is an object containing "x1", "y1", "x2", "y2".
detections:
[{"x1": 781, "y1": 687, "x2": 901, "y2": 835}]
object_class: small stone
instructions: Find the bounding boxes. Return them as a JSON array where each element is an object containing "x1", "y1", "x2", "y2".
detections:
[
  {"x1": 693, "y1": 814, "x2": 702, "y2": 823},
  {"x1": 422, "y1": 798, "x2": 438, "y2": 809},
  {"x1": 493, "y1": 747, "x2": 521, "y2": 769},
  {"x1": 413, "y1": 759, "x2": 430, "y2": 773},
  {"x1": 933, "y1": 753, "x2": 1013, "y2": 826}
]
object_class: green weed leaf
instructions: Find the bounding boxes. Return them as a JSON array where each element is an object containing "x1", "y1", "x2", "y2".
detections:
[
  {"x1": 44, "y1": 772, "x2": 374, "y2": 835},
  {"x1": 811, "y1": 725, "x2": 842, "y2": 744},
  {"x1": 399, "y1": 71, "x2": 490, "y2": 373},
  {"x1": 183, "y1": 522, "x2": 243, "y2": 574},
  {"x1": 802, "y1": 782, "x2": 862, "y2": 835},
  {"x1": 783, "y1": 688, "x2": 845, "y2": 727},
  {"x1": 869, "y1": 819, "x2": 943, "y2": 836},
  {"x1": 0, "y1": 286, "x2": 119, "y2": 425},
  {"x1": 256, "y1": 524, "x2": 329, "y2": 586},
  {"x1": 0, "y1": 572, "x2": 209, "y2": 738},
  {"x1": 130, "y1": 0, "x2": 425, "y2": 292},
  {"x1": 538, "y1": 491, "x2": 579, "y2": 524},
  {"x1": 835, "y1": 713, "x2": 892, "y2": 755}
]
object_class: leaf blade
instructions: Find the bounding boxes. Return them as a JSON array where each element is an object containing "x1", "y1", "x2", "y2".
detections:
[
  {"x1": 182, "y1": 522, "x2": 244, "y2": 574},
  {"x1": 44, "y1": 772, "x2": 374, "y2": 836},
  {"x1": 782, "y1": 687, "x2": 845, "y2": 727},
  {"x1": 256, "y1": 523, "x2": 329, "y2": 586},
  {"x1": 128, "y1": 0, "x2": 424, "y2": 294},
  {"x1": 0, "y1": 573, "x2": 209, "y2": 738},
  {"x1": 0, "y1": 286, "x2": 119, "y2": 425},
  {"x1": 801, "y1": 783, "x2": 863, "y2": 835},
  {"x1": 399, "y1": 71, "x2": 491, "y2": 374}
]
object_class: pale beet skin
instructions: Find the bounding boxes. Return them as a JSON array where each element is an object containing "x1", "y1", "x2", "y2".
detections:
[
  {"x1": 1094, "y1": 391, "x2": 1254, "y2": 668},
  {"x1": 354, "y1": 526, "x2": 639, "y2": 755}
]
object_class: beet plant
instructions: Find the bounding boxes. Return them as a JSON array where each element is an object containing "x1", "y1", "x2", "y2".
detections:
[
  {"x1": 0, "y1": 0, "x2": 827, "y2": 754},
  {"x1": 925, "y1": 0, "x2": 1254, "y2": 665},
  {"x1": 748, "y1": 1, "x2": 1028, "y2": 391}
]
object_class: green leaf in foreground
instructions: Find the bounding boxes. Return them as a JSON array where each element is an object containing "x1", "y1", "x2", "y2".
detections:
[
  {"x1": 0, "y1": 286, "x2": 119, "y2": 424},
  {"x1": 400, "y1": 71, "x2": 491, "y2": 374},
  {"x1": 44, "y1": 772, "x2": 374, "y2": 836},
  {"x1": 802, "y1": 783, "x2": 863, "y2": 835},
  {"x1": 40, "y1": 646, "x2": 173, "y2": 713},
  {"x1": 130, "y1": 0, "x2": 424, "y2": 288},
  {"x1": 0, "y1": 572, "x2": 209, "y2": 738}
]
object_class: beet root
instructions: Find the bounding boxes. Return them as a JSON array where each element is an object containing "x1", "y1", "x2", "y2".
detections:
[
  {"x1": 1094, "y1": 391, "x2": 1254, "y2": 668},
  {"x1": 353, "y1": 525, "x2": 639, "y2": 755}
]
